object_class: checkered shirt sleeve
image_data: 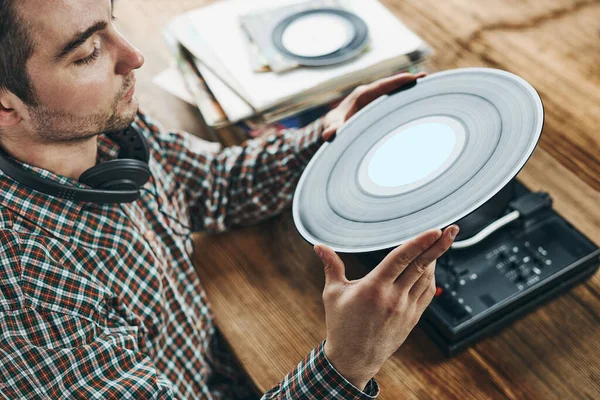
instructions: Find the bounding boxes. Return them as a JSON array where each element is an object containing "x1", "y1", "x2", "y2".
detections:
[
  {"x1": 137, "y1": 114, "x2": 381, "y2": 398},
  {"x1": 0, "y1": 111, "x2": 381, "y2": 399},
  {"x1": 0, "y1": 230, "x2": 173, "y2": 399},
  {"x1": 262, "y1": 340, "x2": 380, "y2": 399},
  {"x1": 137, "y1": 113, "x2": 325, "y2": 233}
]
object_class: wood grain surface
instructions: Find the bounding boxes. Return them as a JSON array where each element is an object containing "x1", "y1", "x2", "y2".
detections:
[{"x1": 115, "y1": 0, "x2": 600, "y2": 398}]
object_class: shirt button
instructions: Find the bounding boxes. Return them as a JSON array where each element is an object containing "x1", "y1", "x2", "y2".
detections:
[{"x1": 144, "y1": 230, "x2": 155, "y2": 242}]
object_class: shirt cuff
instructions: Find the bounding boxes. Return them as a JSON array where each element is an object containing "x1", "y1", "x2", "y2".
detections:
[
  {"x1": 289, "y1": 116, "x2": 326, "y2": 168},
  {"x1": 316, "y1": 340, "x2": 380, "y2": 399}
]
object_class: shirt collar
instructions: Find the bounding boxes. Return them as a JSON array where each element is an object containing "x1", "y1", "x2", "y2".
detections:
[{"x1": 0, "y1": 133, "x2": 121, "y2": 241}]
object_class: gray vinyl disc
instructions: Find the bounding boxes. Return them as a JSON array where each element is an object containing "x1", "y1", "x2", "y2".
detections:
[
  {"x1": 272, "y1": 9, "x2": 369, "y2": 67},
  {"x1": 292, "y1": 68, "x2": 544, "y2": 253}
]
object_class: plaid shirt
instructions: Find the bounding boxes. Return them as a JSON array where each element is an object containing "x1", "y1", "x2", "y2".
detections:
[{"x1": 0, "y1": 111, "x2": 379, "y2": 399}]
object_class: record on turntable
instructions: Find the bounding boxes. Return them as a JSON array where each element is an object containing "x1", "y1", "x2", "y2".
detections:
[
  {"x1": 292, "y1": 68, "x2": 544, "y2": 253},
  {"x1": 271, "y1": 8, "x2": 369, "y2": 67}
]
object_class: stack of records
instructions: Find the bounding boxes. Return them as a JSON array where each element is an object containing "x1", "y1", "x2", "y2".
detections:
[{"x1": 156, "y1": 0, "x2": 432, "y2": 133}]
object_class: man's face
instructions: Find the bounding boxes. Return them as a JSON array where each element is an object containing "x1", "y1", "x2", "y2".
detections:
[{"x1": 16, "y1": 0, "x2": 144, "y2": 142}]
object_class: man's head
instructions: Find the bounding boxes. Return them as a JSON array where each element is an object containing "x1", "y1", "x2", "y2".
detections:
[{"x1": 0, "y1": 0, "x2": 144, "y2": 143}]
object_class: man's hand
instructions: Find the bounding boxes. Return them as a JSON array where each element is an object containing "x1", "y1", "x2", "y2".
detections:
[
  {"x1": 314, "y1": 225, "x2": 459, "y2": 390},
  {"x1": 321, "y1": 72, "x2": 427, "y2": 142}
]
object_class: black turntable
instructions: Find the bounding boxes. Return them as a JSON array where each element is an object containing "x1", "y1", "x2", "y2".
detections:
[
  {"x1": 292, "y1": 68, "x2": 599, "y2": 355},
  {"x1": 359, "y1": 179, "x2": 600, "y2": 356}
]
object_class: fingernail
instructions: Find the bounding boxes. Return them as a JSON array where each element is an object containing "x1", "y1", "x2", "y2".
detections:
[
  {"x1": 449, "y1": 226, "x2": 460, "y2": 239},
  {"x1": 314, "y1": 245, "x2": 323, "y2": 257}
]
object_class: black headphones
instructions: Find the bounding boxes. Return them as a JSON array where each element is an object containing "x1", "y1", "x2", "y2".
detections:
[{"x1": 0, "y1": 124, "x2": 151, "y2": 204}]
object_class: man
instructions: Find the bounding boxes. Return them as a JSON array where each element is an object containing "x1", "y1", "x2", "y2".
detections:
[{"x1": 0, "y1": 0, "x2": 458, "y2": 398}]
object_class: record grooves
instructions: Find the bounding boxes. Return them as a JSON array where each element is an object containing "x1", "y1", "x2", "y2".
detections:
[
  {"x1": 272, "y1": 8, "x2": 370, "y2": 67},
  {"x1": 293, "y1": 68, "x2": 544, "y2": 253}
]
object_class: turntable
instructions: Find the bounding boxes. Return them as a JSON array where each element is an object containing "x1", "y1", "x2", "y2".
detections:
[
  {"x1": 359, "y1": 179, "x2": 600, "y2": 356},
  {"x1": 292, "y1": 68, "x2": 600, "y2": 355}
]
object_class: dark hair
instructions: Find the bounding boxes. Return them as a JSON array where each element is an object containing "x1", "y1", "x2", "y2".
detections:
[{"x1": 0, "y1": 0, "x2": 38, "y2": 106}]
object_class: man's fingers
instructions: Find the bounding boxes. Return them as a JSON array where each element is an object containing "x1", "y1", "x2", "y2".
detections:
[
  {"x1": 395, "y1": 226, "x2": 459, "y2": 290},
  {"x1": 314, "y1": 244, "x2": 347, "y2": 287},
  {"x1": 366, "y1": 229, "x2": 442, "y2": 284},
  {"x1": 335, "y1": 73, "x2": 426, "y2": 128},
  {"x1": 416, "y1": 276, "x2": 437, "y2": 311},
  {"x1": 322, "y1": 126, "x2": 337, "y2": 142},
  {"x1": 356, "y1": 72, "x2": 426, "y2": 105},
  {"x1": 408, "y1": 260, "x2": 436, "y2": 299},
  {"x1": 370, "y1": 72, "x2": 426, "y2": 95}
]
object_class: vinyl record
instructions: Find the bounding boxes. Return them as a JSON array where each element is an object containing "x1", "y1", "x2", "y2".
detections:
[
  {"x1": 292, "y1": 68, "x2": 544, "y2": 253},
  {"x1": 272, "y1": 8, "x2": 369, "y2": 67}
]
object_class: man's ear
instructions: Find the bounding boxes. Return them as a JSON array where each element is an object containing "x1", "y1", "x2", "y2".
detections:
[{"x1": 0, "y1": 92, "x2": 25, "y2": 128}]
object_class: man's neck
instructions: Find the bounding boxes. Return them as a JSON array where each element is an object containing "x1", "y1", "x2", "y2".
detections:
[{"x1": 0, "y1": 135, "x2": 98, "y2": 181}]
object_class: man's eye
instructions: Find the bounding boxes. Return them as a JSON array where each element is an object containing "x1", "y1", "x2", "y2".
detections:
[{"x1": 74, "y1": 47, "x2": 100, "y2": 66}]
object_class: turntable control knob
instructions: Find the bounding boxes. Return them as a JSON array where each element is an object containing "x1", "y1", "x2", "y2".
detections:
[
  {"x1": 436, "y1": 291, "x2": 470, "y2": 319},
  {"x1": 519, "y1": 266, "x2": 533, "y2": 279},
  {"x1": 450, "y1": 306, "x2": 469, "y2": 319}
]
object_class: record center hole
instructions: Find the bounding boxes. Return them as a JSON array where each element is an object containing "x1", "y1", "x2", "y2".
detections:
[{"x1": 366, "y1": 121, "x2": 458, "y2": 187}]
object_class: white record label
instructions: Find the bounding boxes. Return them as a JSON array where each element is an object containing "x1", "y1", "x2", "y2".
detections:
[
  {"x1": 358, "y1": 116, "x2": 466, "y2": 196},
  {"x1": 281, "y1": 13, "x2": 354, "y2": 57}
]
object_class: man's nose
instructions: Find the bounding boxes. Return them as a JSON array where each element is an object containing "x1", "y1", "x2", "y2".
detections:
[{"x1": 114, "y1": 35, "x2": 145, "y2": 75}]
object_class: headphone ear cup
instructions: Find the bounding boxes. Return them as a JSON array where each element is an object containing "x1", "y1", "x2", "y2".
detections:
[{"x1": 79, "y1": 159, "x2": 151, "y2": 191}]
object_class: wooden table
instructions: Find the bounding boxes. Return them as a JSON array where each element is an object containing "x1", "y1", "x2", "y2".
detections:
[{"x1": 116, "y1": 0, "x2": 600, "y2": 398}]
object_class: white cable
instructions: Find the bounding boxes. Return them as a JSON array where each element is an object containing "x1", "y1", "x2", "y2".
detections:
[{"x1": 451, "y1": 210, "x2": 520, "y2": 249}]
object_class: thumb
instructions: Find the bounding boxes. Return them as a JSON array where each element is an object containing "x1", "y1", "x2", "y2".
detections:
[
  {"x1": 314, "y1": 244, "x2": 346, "y2": 285},
  {"x1": 322, "y1": 126, "x2": 337, "y2": 143}
]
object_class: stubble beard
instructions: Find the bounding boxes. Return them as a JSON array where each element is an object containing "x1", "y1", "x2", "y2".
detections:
[{"x1": 27, "y1": 77, "x2": 137, "y2": 144}]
